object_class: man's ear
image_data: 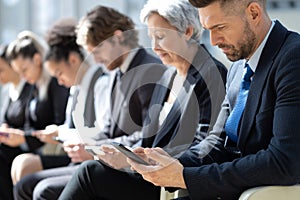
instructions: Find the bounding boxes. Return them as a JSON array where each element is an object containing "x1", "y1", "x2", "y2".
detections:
[
  {"x1": 113, "y1": 30, "x2": 125, "y2": 43},
  {"x1": 184, "y1": 26, "x2": 194, "y2": 41},
  {"x1": 246, "y1": 2, "x2": 262, "y2": 24}
]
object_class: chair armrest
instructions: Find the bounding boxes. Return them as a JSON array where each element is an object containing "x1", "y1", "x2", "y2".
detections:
[
  {"x1": 160, "y1": 187, "x2": 177, "y2": 200},
  {"x1": 239, "y1": 185, "x2": 300, "y2": 200}
]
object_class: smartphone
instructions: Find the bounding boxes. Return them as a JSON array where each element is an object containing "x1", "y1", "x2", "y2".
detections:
[
  {"x1": 0, "y1": 131, "x2": 9, "y2": 137},
  {"x1": 111, "y1": 142, "x2": 149, "y2": 165},
  {"x1": 52, "y1": 136, "x2": 64, "y2": 143}
]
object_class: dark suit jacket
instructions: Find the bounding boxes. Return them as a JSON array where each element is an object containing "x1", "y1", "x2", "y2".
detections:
[
  {"x1": 0, "y1": 77, "x2": 69, "y2": 200},
  {"x1": 95, "y1": 48, "x2": 166, "y2": 146},
  {"x1": 0, "y1": 82, "x2": 33, "y2": 165},
  {"x1": 179, "y1": 21, "x2": 300, "y2": 200},
  {"x1": 0, "y1": 82, "x2": 32, "y2": 128},
  {"x1": 141, "y1": 45, "x2": 227, "y2": 157},
  {"x1": 24, "y1": 77, "x2": 69, "y2": 151}
]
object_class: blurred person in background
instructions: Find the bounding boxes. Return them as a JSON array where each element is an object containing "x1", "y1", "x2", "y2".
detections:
[
  {"x1": 11, "y1": 17, "x2": 110, "y2": 200},
  {"x1": 0, "y1": 30, "x2": 69, "y2": 200},
  {"x1": 0, "y1": 44, "x2": 34, "y2": 200}
]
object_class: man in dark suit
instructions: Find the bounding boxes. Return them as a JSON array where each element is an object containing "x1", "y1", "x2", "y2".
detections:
[
  {"x1": 79, "y1": 6, "x2": 167, "y2": 147},
  {"x1": 123, "y1": 0, "x2": 300, "y2": 199}
]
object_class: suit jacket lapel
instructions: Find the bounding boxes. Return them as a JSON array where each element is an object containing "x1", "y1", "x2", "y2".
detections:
[
  {"x1": 152, "y1": 46, "x2": 208, "y2": 147},
  {"x1": 152, "y1": 79, "x2": 196, "y2": 147},
  {"x1": 110, "y1": 48, "x2": 146, "y2": 137},
  {"x1": 238, "y1": 21, "x2": 288, "y2": 148},
  {"x1": 141, "y1": 68, "x2": 175, "y2": 147}
]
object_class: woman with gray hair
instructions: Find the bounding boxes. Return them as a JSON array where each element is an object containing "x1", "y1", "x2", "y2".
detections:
[
  {"x1": 58, "y1": 0, "x2": 227, "y2": 199},
  {"x1": 140, "y1": 0, "x2": 202, "y2": 41}
]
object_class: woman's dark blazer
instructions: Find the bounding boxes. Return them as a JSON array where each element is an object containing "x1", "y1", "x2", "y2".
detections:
[
  {"x1": 141, "y1": 44, "x2": 227, "y2": 157},
  {"x1": 25, "y1": 77, "x2": 69, "y2": 151}
]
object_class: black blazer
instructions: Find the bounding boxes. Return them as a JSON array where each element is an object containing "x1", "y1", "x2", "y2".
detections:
[
  {"x1": 180, "y1": 21, "x2": 300, "y2": 199},
  {"x1": 95, "y1": 48, "x2": 166, "y2": 146},
  {"x1": 0, "y1": 82, "x2": 32, "y2": 128},
  {"x1": 141, "y1": 45, "x2": 227, "y2": 157},
  {"x1": 24, "y1": 77, "x2": 69, "y2": 151}
]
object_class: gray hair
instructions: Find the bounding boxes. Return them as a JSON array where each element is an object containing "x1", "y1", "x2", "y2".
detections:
[{"x1": 140, "y1": 0, "x2": 202, "y2": 41}]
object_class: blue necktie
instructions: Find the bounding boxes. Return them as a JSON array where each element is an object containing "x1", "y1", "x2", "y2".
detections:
[{"x1": 225, "y1": 63, "x2": 254, "y2": 142}]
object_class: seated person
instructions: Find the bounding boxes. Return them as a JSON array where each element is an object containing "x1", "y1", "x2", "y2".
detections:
[
  {"x1": 0, "y1": 44, "x2": 33, "y2": 200},
  {"x1": 0, "y1": 30, "x2": 69, "y2": 200},
  {"x1": 10, "y1": 18, "x2": 110, "y2": 184}
]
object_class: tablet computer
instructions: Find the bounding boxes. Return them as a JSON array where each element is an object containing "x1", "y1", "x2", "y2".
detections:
[{"x1": 111, "y1": 142, "x2": 149, "y2": 165}]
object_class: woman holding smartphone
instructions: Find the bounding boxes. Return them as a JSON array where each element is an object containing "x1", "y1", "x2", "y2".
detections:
[{"x1": 0, "y1": 44, "x2": 34, "y2": 200}]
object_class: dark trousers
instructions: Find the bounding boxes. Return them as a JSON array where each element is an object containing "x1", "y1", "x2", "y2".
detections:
[
  {"x1": 58, "y1": 160, "x2": 161, "y2": 200},
  {"x1": 14, "y1": 164, "x2": 78, "y2": 200},
  {"x1": 0, "y1": 144, "x2": 23, "y2": 200}
]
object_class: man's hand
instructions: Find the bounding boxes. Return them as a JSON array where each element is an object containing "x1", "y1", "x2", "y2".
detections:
[
  {"x1": 63, "y1": 142, "x2": 93, "y2": 163},
  {"x1": 32, "y1": 124, "x2": 59, "y2": 144},
  {"x1": 96, "y1": 144, "x2": 129, "y2": 169},
  {"x1": 128, "y1": 147, "x2": 187, "y2": 189}
]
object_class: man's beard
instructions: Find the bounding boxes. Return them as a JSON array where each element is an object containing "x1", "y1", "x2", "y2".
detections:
[{"x1": 222, "y1": 21, "x2": 256, "y2": 62}]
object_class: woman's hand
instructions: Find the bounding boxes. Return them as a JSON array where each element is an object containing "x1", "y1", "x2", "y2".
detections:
[
  {"x1": 32, "y1": 124, "x2": 59, "y2": 144},
  {"x1": 0, "y1": 126, "x2": 25, "y2": 147},
  {"x1": 96, "y1": 144, "x2": 129, "y2": 169},
  {"x1": 63, "y1": 142, "x2": 93, "y2": 163},
  {"x1": 128, "y1": 147, "x2": 186, "y2": 188}
]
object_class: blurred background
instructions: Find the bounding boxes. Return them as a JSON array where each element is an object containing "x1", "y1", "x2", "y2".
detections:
[{"x1": 0, "y1": 0, "x2": 299, "y2": 68}]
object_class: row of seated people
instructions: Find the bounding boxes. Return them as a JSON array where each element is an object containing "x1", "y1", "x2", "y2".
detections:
[
  {"x1": 0, "y1": 2, "x2": 225, "y2": 199},
  {"x1": 1, "y1": 0, "x2": 300, "y2": 199}
]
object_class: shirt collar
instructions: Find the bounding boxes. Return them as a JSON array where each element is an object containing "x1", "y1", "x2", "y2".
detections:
[
  {"x1": 119, "y1": 49, "x2": 138, "y2": 73},
  {"x1": 9, "y1": 79, "x2": 26, "y2": 101},
  {"x1": 247, "y1": 21, "x2": 275, "y2": 72}
]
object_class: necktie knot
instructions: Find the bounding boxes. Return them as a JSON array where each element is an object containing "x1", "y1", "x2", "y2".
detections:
[
  {"x1": 243, "y1": 64, "x2": 254, "y2": 81},
  {"x1": 116, "y1": 70, "x2": 123, "y2": 81},
  {"x1": 242, "y1": 64, "x2": 254, "y2": 89}
]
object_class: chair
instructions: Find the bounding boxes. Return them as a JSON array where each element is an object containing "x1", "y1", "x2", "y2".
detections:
[
  {"x1": 42, "y1": 143, "x2": 66, "y2": 155},
  {"x1": 160, "y1": 188, "x2": 189, "y2": 200},
  {"x1": 239, "y1": 185, "x2": 300, "y2": 200},
  {"x1": 160, "y1": 188, "x2": 177, "y2": 200}
]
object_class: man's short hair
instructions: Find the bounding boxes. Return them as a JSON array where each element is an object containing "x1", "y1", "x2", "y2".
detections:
[{"x1": 77, "y1": 6, "x2": 139, "y2": 48}]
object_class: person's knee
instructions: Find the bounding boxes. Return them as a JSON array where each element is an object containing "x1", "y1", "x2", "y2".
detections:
[
  {"x1": 80, "y1": 160, "x2": 120, "y2": 184},
  {"x1": 74, "y1": 160, "x2": 106, "y2": 184},
  {"x1": 78, "y1": 160, "x2": 99, "y2": 174},
  {"x1": 13, "y1": 175, "x2": 33, "y2": 200},
  {"x1": 33, "y1": 179, "x2": 62, "y2": 200},
  {"x1": 11, "y1": 153, "x2": 43, "y2": 185}
]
